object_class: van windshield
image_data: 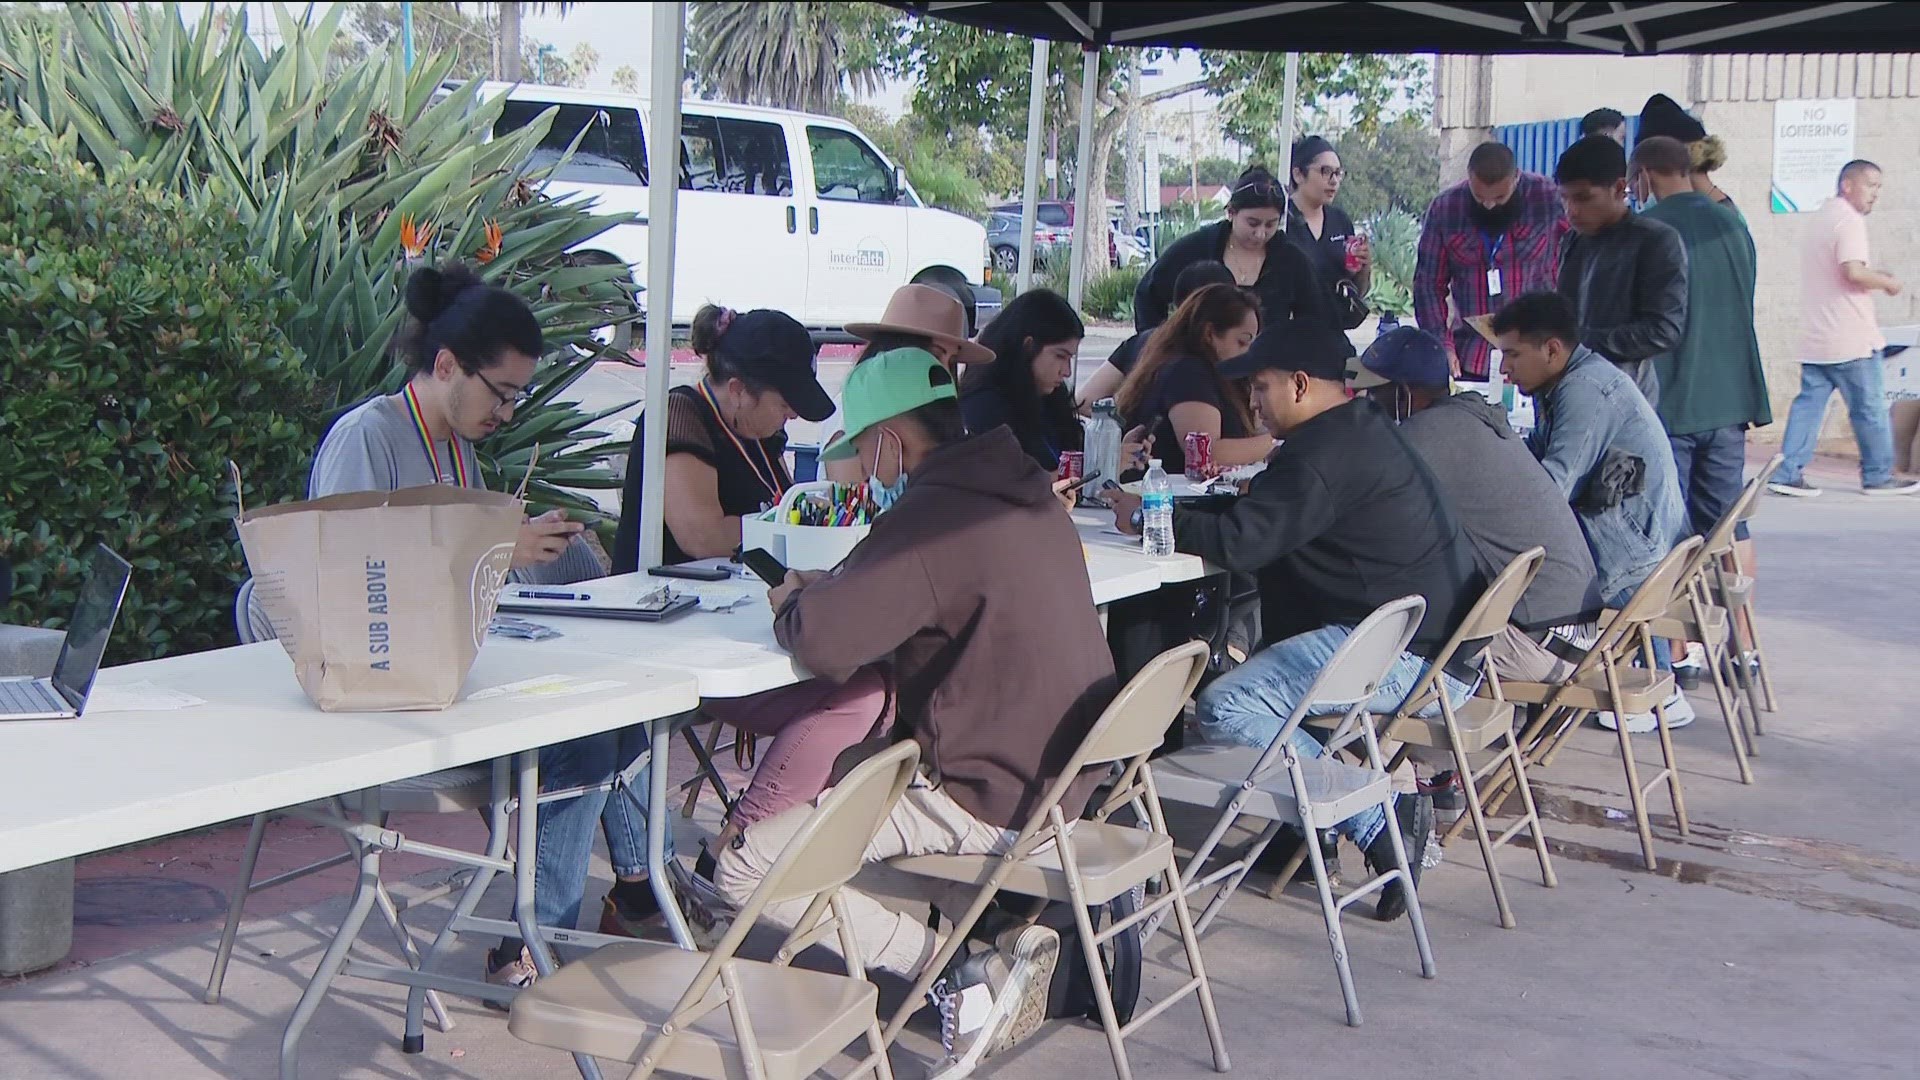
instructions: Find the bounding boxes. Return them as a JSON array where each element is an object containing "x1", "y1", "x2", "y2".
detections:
[{"x1": 495, "y1": 99, "x2": 647, "y2": 186}]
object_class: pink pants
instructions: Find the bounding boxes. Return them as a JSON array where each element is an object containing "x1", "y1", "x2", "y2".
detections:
[{"x1": 701, "y1": 667, "x2": 891, "y2": 831}]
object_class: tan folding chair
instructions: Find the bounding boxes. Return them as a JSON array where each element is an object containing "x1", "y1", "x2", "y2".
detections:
[
  {"x1": 1497, "y1": 537, "x2": 1703, "y2": 871},
  {"x1": 1711, "y1": 454, "x2": 1785, "y2": 725},
  {"x1": 1152, "y1": 598, "x2": 1436, "y2": 1029},
  {"x1": 508, "y1": 740, "x2": 922, "y2": 1080},
  {"x1": 882, "y1": 641, "x2": 1230, "y2": 1080}
]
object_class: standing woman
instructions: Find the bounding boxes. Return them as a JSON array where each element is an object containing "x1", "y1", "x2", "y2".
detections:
[
  {"x1": 1115, "y1": 283, "x2": 1272, "y2": 475},
  {"x1": 1133, "y1": 164, "x2": 1331, "y2": 333},
  {"x1": 612, "y1": 306, "x2": 836, "y2": 571},
  {"x1": 1287, "y1": 135, "x2": 1372, "y2": 330},
  {"x1": 958, "y1": 288, "x2": 1086, "y2": 472}
]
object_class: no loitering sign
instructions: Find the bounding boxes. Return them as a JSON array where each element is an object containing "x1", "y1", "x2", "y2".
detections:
[{"x1": 1771, "y1": 99, "x2": 1856, "y2": 214}]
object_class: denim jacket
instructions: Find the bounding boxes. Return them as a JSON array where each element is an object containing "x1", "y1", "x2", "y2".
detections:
[{"x1": 1526, "y1": 346, "x2": 1686, "y2": 599}]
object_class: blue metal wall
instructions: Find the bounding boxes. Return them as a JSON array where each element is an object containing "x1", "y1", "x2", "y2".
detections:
[{"x1": 1496, "y1": 117, "x2": 1640, "y2": 177}]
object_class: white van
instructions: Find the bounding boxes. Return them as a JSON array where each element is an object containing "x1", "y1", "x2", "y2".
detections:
[{"x1": 474, "y1": 82, "x2": 991, "y2": 333}]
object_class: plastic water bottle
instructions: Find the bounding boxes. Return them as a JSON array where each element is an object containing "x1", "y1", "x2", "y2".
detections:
[
  {"x1": 1083, "y1": 399, "x2": 1123, "y2": 501},
  {"x1": 1141, "y1": 459, "x2": 1175, "y2": 557}
]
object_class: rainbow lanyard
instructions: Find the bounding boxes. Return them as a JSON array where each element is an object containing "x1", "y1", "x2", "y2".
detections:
[
  {"x1": 694, "y1": 380, "x2": 787, "y2": 503},
  {"x1": 402, "y1": 383, "x2": 471, "y2": 487}
]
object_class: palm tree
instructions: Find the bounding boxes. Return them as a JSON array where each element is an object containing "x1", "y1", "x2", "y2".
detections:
[
  {"x1": 689, "y1": 2, "x2": 889, "y2": 114},
  {"x1": 497, "y1": 2, "x2": 572, "y2": 81}
]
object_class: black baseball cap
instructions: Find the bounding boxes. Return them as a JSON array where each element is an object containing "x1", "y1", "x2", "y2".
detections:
[
  {"x1": 1218, "y1": 324, "x2": 1357, "y2": 382},
  {"x1": 1352, "y1": 326, "x2": 1451, "y2": 390},
  {"x1": 714, "y1": 309, "x2": 835, "y2": 422}
]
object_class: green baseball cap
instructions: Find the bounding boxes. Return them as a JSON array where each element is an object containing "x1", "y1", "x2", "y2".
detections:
[{"x1": 821, "y1": 347, "x2": 958, "y2": 460}]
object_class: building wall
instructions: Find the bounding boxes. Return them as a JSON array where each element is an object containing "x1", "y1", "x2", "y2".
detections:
[{"x1": 1436, "y1": 53, "x2": 1920, "y2": 455}]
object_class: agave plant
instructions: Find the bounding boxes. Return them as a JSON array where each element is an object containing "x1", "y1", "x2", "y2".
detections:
[{"x1": 0, "y1": 2, "x2": 640, "y2": 516}]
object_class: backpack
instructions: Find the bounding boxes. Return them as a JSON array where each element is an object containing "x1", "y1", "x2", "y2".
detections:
[{"x1": 1041, "y1": 885, "x2": 1143, "y2": 1023}]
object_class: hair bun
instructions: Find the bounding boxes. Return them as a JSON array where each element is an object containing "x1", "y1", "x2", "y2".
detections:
[
  {"x1": 1235, "y1": 164, "x2": 1278, "y2": 187},
  {"x1": 405, "y1": 263, "x2": 484, "y2": 323}
]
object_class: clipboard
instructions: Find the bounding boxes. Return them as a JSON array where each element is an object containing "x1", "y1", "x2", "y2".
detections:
[{"x1": 497, "y1": 591, "x2": 700, "y2": 623}]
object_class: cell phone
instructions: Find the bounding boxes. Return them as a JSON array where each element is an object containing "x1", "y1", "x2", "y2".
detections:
[
  {"x1": 1060, "y1": 471, "x2": 1103, "y2": 495},
  {"x1": 647, "y1": 564, "x2": 731, "y2": 582},
  {"x1": 739, "y1": 548, "x2": 788, "y2": 587}
]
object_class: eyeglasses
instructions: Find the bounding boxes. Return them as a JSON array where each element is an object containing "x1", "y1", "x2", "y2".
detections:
[
  {"x1": 1309, "y1": 165, "x2": 1346, "y2": 182},
  {"x1": 473, "y1": 369, "x2": 535, "y2": 413}
]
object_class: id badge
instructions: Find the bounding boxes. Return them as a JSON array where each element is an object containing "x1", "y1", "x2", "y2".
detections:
[{"x1": 1486, "y1": 267, "x2": 1503, "y2": 296}]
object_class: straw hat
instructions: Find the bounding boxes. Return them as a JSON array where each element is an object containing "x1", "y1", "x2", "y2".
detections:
[{"x1": 845, "y1": 284, "x2": 995, "y2": 366}]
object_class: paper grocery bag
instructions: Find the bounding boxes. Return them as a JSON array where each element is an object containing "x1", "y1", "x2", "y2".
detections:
[{"x1": 235, "y1": 481, "x2": 523, "y2": 711}]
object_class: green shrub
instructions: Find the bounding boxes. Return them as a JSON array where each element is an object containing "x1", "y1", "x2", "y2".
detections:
[
  {"x1": 1363, "y1": 208, "x2": 1420, "y2": 319},
  {"x1": 1081, "y1": 267, "x2": 1144, "y2": 323},
  {"x1": 0, "y1": 120, "x2": 322, "y2": 661}
]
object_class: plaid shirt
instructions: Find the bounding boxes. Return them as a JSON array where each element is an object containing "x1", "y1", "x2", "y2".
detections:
[{"x1": 1414, "y1": 173, "x2": 1569, "y2": 378}]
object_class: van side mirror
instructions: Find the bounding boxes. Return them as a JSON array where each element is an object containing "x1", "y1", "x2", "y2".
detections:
[{"x1": 893, "y1": 164, "x2": 909, "y2": 204}]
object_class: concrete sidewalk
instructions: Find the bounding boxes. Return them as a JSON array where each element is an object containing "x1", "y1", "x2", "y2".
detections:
[{"x1": 5, "y1": 466, "x2": 1920, "y2": 1079}]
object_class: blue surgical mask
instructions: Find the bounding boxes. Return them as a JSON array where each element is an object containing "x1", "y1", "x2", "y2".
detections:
[{"x1": 867, "y1": 428, "x2": 908, "y2": 512}]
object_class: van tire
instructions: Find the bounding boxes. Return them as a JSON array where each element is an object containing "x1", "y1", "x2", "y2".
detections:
[{"x1": 913, "y1": 269, "x2": 977, "y2": 337}]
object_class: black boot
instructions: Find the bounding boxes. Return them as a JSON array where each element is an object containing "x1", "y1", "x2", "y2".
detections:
[{"x1": 1366, "y1": 794, "x2": 1433, "y2": 922}]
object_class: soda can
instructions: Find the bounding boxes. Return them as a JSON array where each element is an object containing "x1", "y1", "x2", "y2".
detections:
[
  {"x1": 1059, "y1": 450, "x2": 1084, "y2": 486},
  {"x1": 1343, "y1": 234, "x2": 1368, "y2": 274},
  {"x1": 1183, "y1": 432, "x2": 1212, "y2": 480}
]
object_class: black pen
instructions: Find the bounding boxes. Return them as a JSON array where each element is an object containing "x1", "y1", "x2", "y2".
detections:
[{"x1": 517, "y1": 590, "x2": 590, "y2": 601}]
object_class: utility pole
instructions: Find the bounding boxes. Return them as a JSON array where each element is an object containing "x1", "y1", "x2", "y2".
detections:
[
  {"x1": 1123, "y1": 62, "x2": 1142, "y2": 235},
  {"x1": 1188, "y1": 96, "x2": 1199, "y2": 207},
  {"x1": 1279, "y1": 52, "x2": 1301, "y2": 161}
]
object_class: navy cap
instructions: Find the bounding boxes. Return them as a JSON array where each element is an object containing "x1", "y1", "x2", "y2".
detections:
[
  {"x1": 1353, "y1": 326, "x2": 1451, "y2": 390},
  {"x1": 713, "y1": 309, "x2": 835, "y2": 422},
  {"x1": 1218, "y1": 325, "x2": 1356, "y2": 382}
]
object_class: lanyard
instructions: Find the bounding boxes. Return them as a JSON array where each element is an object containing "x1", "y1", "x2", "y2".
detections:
[
  {"x1": 402, "y1": 383, "x2": 470, "y2": 487},
  {"x1": 694, "y1": 381, "x2": 788, "y2": 503},
  {"x1": 1481, "y1": 230, "x2": 1505, "y2": 268}
]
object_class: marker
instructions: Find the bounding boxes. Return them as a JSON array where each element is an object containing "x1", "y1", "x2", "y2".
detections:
[{"x1": 517, "y1": 590, "x2": 590, "y2": 601}]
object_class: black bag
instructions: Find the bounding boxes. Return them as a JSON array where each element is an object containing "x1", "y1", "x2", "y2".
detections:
[{"x1": 1041, "y1": 886, "x2": 1143, "y2": 1022}]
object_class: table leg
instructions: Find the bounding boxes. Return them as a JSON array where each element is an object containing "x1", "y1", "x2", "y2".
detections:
[
  {"x1": 279, "y1": 790, "x2": 383, "y2": 1080},
  {"x1": 403, "y1": 759, "x2": 512, "y2": 1053},
  {"x1": 513, "y1": 750, "x2": 607, "y2": 1080},
  {"x1": 649, "y1": 716, "x2": 697, "y2": 950}
]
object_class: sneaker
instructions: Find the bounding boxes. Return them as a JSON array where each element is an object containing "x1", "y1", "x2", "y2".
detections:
[
  {"x1": 1596, "y1": 691, "x2": 1695, "y2": 733},
  {"x1": 1671, "y1": 643, "x2": 1707, "y2": 690},
  {"x1": 1768, "y1": 478, "x2": 1821, "y2": 497},
  {"x1": 483, "y1": 945, "x2": 537, "y2": 1011},
  {"x1": 1418, "y1": 770, "x2": 1466, "y2": 813},
  {"x1": 932, "y1": 925, "x2": 1059, "y2": 1068},
  {"x1": 597, "y1": 876, "x2": 665, "y2": 939},
  {"x1": 1862, "y1": 478, "x2": 1920, "y2": 496},
  {"x1": 1365, "y1": 793, "x2": 1432, "y2": 923},
  {"x1": 1659, "y1": 691, "x2": 1697, "y2": 729}
]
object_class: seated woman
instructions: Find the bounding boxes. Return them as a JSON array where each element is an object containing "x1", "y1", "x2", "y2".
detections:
[
  {"x1": 1116, "y1": 283, "x2": 1272, "y2": 476},
  {"x1": 609, "y1": 304, "x2": 892, "y2": 883},
  {"x1": 958, "y1": 288, "x2": 1086, "y2": 473},
  {"x1": 1077, "y1": 261, "x2": 1237, "y2": 414},
  {"x1": 822, "y1": 283, "x2": 993, "y2": 484},
  {"x1": 309, "y1": 263, "x2": 659, "y2": 992}
]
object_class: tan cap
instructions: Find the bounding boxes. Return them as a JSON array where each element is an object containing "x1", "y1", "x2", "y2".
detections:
[{"x1": 845, "y1": 284, "x2": 995, "y2": 366}]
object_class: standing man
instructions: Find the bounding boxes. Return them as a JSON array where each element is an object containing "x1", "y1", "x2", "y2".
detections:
[
  {"x1": 1771, "y1": 160, "x2": 1920, "y2": 497},
  {"x1": 1414, "y1": 141, "x2": 1569, "y2": 382},
  {"x1": 1555, "y1": 135, "x2": 1689, "y2": 407},
  {"x1": 1631, "y1": 136, "x2": 1772, "y2": 539}
]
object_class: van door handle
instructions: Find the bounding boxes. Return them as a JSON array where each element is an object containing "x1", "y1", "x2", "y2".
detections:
[
  {"x1": 809, "y1": 207, "x2": 820, "y2": 235},
  {"x1": 786, "y1": 206, "x2": 797, "y2": 234}
]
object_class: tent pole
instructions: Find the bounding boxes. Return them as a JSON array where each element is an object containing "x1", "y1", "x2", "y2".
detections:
[
  {"x1": 1016, "y1": 39, "x2": 1049, "y2": 295},
  {"x1": 638, "y1": 2, "x2": 686, "y2": 573},
  {"x1": 1067, "y1": 45, "x2": 1100, "y2": 310},
  {"x1": 1279, "y1": 51, "x2": 1300, "y2": 160}
]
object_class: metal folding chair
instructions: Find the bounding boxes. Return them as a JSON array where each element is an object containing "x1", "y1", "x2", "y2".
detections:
[
  {"x1": 1154, "y1": 597, "x2": 1437, "y2": 1027},
  {"x1": 507, "y1": 741, "x2": 922, "y2": 1080},
  {"x1": 1712, "y1": 454, "x2": 1785, "y2": 725}
]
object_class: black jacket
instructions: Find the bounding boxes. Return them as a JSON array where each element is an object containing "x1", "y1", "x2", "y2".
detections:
[
  {"x1": 1134, "y1": 220, "x2": 1332, "y2": 333},
  {"x1": 1559, "y1": 211, "x2": 1688, "y2": 407},
  {"x1": 1171, "y1": 398, "x2": 1482, "y2": 660}
]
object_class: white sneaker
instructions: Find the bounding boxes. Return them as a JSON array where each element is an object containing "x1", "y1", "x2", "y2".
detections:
[
  {"x1": 1596, "y1": 692, "x2": 1695, "y2": 733},
  {"x1": 932, "y1": 924, "x2": 1059, "y2": 1072}
]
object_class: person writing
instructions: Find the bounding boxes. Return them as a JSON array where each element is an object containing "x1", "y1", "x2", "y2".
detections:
[
  {"x1": 611, "y1": 305, "x2": 836, "y2": 571},
  {"x1": 958, "y1": 289, "x2": 1086, "y2": 473},
  {"x1": 308, "y1": 263, "x2": 665, "y2": 993},
  {"x1": 1134, "y1": 164, "x2": 1330, "y2": 334},
  {"x1": 1115, "y1": 283, "x2": 1270, "y2": 475},
  {"x1": 1286, "y1": 135, "x2": 1371, "y2": 330},
  {"x1": 1077, "y1": 261, "x2": 1236, "y2": 413}
]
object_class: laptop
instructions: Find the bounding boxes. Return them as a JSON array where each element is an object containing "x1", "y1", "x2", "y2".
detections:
[{"x1": 0, "y1": 545, "x2": 132, "y2": 720}]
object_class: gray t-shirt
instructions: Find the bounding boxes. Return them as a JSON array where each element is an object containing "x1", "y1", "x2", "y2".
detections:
[{"x1": 308, "y1": 394, "x2": 600, "y2": 584}]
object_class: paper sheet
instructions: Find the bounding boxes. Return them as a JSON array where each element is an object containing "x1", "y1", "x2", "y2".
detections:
[
  {"x1": 86, "y1": 681, "x2": 208, "y2": 713},
  {"x1": 467, "y1": 675, "x2": 627, "y2": 701}
]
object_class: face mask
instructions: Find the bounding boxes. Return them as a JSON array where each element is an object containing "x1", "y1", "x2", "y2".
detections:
[{"x1": 867, "y1": 427, "x2": 908, "y2": 512}]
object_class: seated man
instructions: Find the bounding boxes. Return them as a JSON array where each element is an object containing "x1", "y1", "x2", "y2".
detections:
[
  {"x1": 716, "y1": 348, "x2": 1119, "y2": 1060},
  {"x1": 1351, "y1": 326, "x2": 1604, "y2": 686},
  {"x1": 1491, "y1": 292, "x2": 1690, "y2": 732},
  {"x1": 1110, "y1": 325, "x2": 1483, "y2": 921}
]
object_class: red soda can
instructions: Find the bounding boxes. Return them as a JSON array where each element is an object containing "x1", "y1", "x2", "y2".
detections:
[
  {"x1": 1343, "y1": 234, "x2": 1368, "y2": 274},
  {"x1": 1183, "y1": 432, "x2": 1213, "y2": 480},
  {"x1": 1059, "y1": 450, "x2": 1084, "y2": 486}
]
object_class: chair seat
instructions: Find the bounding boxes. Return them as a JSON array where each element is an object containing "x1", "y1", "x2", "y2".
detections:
[
  {"x1": 1501, "y1": 666, "x2": 1674, "y2": 713},
  {"x1": 508, "y1": 941, "x2": 878, "y2": 1080},
  {"x1": 1152, "y1": 744, "x2": 1391, "y2": 831},
  {"x1": 1381, "y1": 697, "x2": 1517, "y2": 753},
  {"x1": 890, "y1": 821, "x2": 1170, "y2": 907},
  {"x1": 375, "y1": 765, "x2": 494, "y2": 813},
  {"x1": 1599, "y1": 600, "x2": 1729, "y2": 646},
  {"x1": 1710, "y1": 573, "x2": 1753, "y2": 608}
]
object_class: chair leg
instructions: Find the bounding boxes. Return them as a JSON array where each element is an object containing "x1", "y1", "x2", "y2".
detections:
[
  {"x1": 1160, "y1": 853, "x2": 1231, "y2": 1072},
  {"x1": 1376, "y1": 795, "x2": 1437, "y2": 981},
  {"x1": 1603, "y1": 674, "x2": 1660, "y2": 871},
  {"x1": 1503, "y1": 742, "x2": 1557, "y2": 889},
  {"x1": 1650, "y1": 701, "x2": 1690, "y2": 837},
  {"x1": 1299, "y1": 812, "x2": 1362, "y2": 1026},
  {"x1": 1744, "y1": 601, "x2": 1779, "y2": 715},
  {"x1": 205, "y1": 812, "x2": 270, "y2": 1004},
  {"x1": 1069, "y1": 887, "x2": 1136, "y2": 1080},
  {"x1": 1449, "y1": 736, "x2": 1516, "y2": 929},
  {"x1": 1728, "y1": 601, "x2": 1772, "y2": 731},
  {"x1": 1700, "y1": 627, "x2": 1756, "y2": 783}
]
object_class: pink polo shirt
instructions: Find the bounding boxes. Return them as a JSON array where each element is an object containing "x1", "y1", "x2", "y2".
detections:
[{"x1": 1798, "y1": 197, "x2": 1884, "y2": 363}]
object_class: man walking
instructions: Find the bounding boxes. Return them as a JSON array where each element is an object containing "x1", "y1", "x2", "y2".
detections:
[
  {"x1": 1555, "y1": 135, "x2": 1689, "y2": 407},
  {"x1": 1414, "y1": 141, "x2": 1568, "y2": 382},
  {"x1": 1771, "y1": 160, "x2": 1920, "y2": 497}
]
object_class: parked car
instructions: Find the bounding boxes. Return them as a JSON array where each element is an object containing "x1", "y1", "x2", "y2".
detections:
[
  {"x1": 985, "y1": 211, "x2": 1064, "y2": 273},
  {"x1": 473, "y1": 82, "x2": 990, "y2": 333},
  {"x1": 993, "y1": 199, "x2": 1074, "y2": 230}
]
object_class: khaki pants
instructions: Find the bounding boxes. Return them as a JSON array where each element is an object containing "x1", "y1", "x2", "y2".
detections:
[
  {"x1": 714, "y1": 777, "x2": 1017, "y2": 978},
  {"x1": 1486, "y1": 625, "x2": 1577, "y2": 684}
]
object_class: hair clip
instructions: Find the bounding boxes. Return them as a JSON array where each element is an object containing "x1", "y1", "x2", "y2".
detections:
[{"x1": 716, "y1": 307, "x2": 736, "y2": 334}]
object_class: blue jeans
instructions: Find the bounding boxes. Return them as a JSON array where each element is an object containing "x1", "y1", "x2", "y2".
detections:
[
  {"x1": 532, "y1": 724, "x2": 667, "y2": 933},
  {"x1": 1193, "y1": 625, "x2": 1476, "y2": 849},
  {"x1": 1778, "y1": 355, "x2": 1895, "y2": 486},
  {"x1": 1669, "y1": 425, "x2": 1750, "y2": 541}
]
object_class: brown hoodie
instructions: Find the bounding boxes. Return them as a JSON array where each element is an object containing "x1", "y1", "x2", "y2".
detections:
[{"x1": 774, "y1": 426, "x2": 1119, "y2": 830}]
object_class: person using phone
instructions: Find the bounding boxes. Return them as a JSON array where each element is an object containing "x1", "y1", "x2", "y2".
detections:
[{"x1": 611, "y1": 305, "x2": 836, "y2": 572}]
